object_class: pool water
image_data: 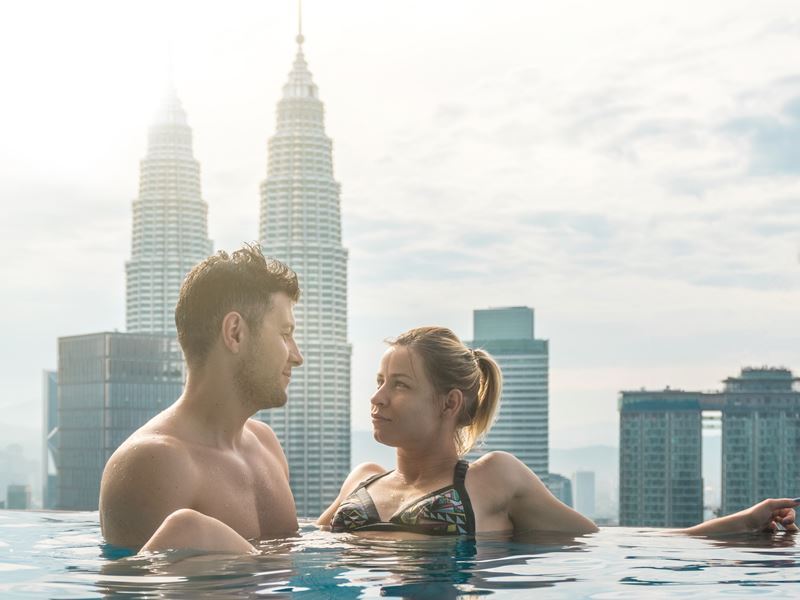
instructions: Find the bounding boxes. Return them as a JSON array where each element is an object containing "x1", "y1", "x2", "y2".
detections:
[{"x1": 1, "y1": 511, "x2": 800, "y2": 598}]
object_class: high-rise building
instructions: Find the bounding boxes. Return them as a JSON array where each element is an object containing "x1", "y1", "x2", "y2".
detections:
[
  {"x1": 468, "y1": 307, "x2": 549, "y2": 478},
  {"x1": 42, "y1": 370, "x2": 58, "y2": 509},
  {"x1": 619, "y1": 367, "x2": 800, "y2": 526},
  {"x1": 6, "y1": 484, "x2": 31, "y2": 510},
  {"x1": 125, "y1": 87, "x2": 212, "y2": 335},
  {"x1": 56, "y1": 332, "x2": 184, "y2": 510},
  {"x1": 257, "y1": 28, "x2": 351, "y2": 517},
  {"x1": 618, "y1": 390, "x2": 704, "y2": 527},
  {"x1": 721, "y1": 368, "x2": 800, "y2": 514},
  {"x1": 0, "y1": 445, "x2": 36, "y2": 509},
  {"x1": 573, "y1": 470, "x2": 596, "y2": 518},
  {"x1": 547, "y1": 473, "x2": 573, "y2": 507}
]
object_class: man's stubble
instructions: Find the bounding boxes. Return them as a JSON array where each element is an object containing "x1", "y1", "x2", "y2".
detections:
[{"x1": 233, "y1": 333, "x2": 288, "y2": 412}]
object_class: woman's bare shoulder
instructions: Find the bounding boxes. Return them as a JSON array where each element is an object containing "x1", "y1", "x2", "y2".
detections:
[
  {"x1": 471, "y1": 451, "x2": 527, "y2": 472},
  {"x1": 468, "y1": 451, "x2": 540, "y2": 488}
]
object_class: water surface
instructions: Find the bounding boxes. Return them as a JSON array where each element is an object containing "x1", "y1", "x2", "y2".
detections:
[{"x1": 1, "y1": 510, "x2": 799, "y2": 598}]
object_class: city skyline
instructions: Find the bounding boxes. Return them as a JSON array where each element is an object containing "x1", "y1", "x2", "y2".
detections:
[{"x1": 2, "y1": 0, "x2": 800, "y2": 454}]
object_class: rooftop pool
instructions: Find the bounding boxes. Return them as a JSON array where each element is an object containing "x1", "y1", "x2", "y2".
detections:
[{"x1": 1, "y1": 511, "x2": 800, "y2": 598}]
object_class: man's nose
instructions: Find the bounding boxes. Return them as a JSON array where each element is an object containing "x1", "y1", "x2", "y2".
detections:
[{"x1": 291, "y1": 340, "x2": 304, "y2": 367}]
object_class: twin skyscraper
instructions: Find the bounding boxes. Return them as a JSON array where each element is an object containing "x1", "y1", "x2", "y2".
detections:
[{"x1": 49, "y1": 31, "x2": 350, "y2": 516}]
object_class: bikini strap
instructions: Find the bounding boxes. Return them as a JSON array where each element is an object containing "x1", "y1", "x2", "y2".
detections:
[
  {"x1": 453, "y1": 459, "x2": 476, "y2": 535},
  {"x1": 453, "y1": 459, "x2": 469, "y2": 486},
  {"x1": 354, "y1": 468, "x2": 393, "y2": 492}
]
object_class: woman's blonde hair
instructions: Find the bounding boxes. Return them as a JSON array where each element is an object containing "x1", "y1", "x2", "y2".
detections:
[{"x1": 388, "y1": 326, "x2": 502, "y2": 455}]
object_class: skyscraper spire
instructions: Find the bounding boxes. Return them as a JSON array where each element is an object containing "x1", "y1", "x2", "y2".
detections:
[
  {"x1": 126, "y1": 86, "x2": 212, "y2": 335},
  {"x1": 167, "y1": 38, "x2": 176, "y2": 92},
  {"x1": 296, "y1": 0, "x2": 304, "y2": 45},
  {"x1": 258, "y1": 19, "x2": 351, "y2": 517}
]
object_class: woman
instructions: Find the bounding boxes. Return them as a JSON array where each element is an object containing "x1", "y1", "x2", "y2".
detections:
[
  {"x1": 142, "y1": 327, "x2": 798, "y2": 553},
  {"x1": 317, "y1": 326, "x2": 797, "y2": 538}
]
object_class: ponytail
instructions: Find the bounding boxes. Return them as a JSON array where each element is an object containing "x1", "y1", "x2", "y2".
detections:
[{"x1": 458, "y1": 349, "x2": 502, "y2": 454}]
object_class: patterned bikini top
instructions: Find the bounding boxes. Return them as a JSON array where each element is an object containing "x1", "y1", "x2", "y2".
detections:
[{"x1": 330, "y1": 460, "x2": 476, "y2": 536}]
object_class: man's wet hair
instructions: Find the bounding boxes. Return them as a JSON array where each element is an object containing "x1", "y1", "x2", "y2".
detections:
[{"x1": 175, "y1": 243, "x2": 300, "y2": 366}]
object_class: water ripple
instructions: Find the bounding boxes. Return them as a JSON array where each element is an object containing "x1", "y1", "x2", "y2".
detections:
[{"x1": 1, "y1": 511, "x2": 800, "y2": 598}]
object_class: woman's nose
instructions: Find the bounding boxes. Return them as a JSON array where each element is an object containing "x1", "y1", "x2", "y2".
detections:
[{"x1": 370, "y1": 386, "x2": 386, "y2": 406}]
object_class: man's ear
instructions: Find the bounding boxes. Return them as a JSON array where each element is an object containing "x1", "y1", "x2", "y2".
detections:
[
  {"x1": 221, "y1": 312, "x2": 246, "y2": 353},
  {"x1": 442, "y1": 389, "x2": 464, "y2": 419}
]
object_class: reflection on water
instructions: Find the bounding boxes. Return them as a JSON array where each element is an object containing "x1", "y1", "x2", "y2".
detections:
[{"x1": 1, "y1": 511, "x2": 800, "y2": 598}]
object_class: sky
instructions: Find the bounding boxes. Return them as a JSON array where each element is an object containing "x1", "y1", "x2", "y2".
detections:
[{"x1": 1, "y1": 0, "x2": 799, "y2": 455}]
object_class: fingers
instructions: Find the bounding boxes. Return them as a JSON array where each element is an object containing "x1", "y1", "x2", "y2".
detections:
[
  {"x1": 764, "y1": 498, "x2": 800, "y2": 511},
  {"x1": 769, "y1": 506, "x2": 798, "y2": 533}
]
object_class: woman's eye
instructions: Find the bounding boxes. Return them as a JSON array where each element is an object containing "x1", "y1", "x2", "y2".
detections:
[{"x1": 394, "y1": 381, "x2": 407, "y2": 388}]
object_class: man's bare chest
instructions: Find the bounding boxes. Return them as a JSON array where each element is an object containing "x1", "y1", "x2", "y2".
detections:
[{"x1": 190, "y1": 447, "x2": 297, "y2": 539}]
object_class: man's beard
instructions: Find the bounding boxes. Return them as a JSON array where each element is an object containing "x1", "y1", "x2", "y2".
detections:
[{"x1": 234, "y1": 346, "x2": 287, "y2": 411}]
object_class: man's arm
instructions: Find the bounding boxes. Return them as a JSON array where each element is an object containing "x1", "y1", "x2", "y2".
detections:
[{"x1": 99, "y1": 436, "x2": 198, "y2": 550}]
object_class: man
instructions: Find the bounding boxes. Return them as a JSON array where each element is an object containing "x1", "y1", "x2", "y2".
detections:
[{"x1": 99, "y1": 244, "x2": 303, "y2": 550}]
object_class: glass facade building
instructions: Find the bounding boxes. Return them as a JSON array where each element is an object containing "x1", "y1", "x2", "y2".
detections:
[
  {"x1": 56, "y1": 332, "x2": 184, "y2": 510},
  {"x1": 468, "y1": 307, "x2": 549, "y2": 479},
  {"x1": 6, "y1": 484, "x2": 31, "y2": 510},
  {"x1": 721, "y1": 368, "x2": 800, "y2": 514},
  {"x1": 618, "y1": 391, "x2": 704, "y2": 527},
  {"x1": 125, "y1": 87, "x2": 212, "y2": 335},
  {"x1": 547, "y1": 473, "x2": 573, "y2": 507},
  {"x1": 257, "y1": 32, "x2": 351, "y2": 517},
  {"x1": 42, "y1": 370, "x2": 58, "y2": 509},
  {"x1": 619, "y1": 367, "x2": 800, "y2": 526},
  {"x1": 573, "y1": 470, "x2": 596, "y2": 518}
]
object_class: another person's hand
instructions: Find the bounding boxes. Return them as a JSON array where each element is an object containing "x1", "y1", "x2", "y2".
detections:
[
  {"x1": 678, "y1": 497, "x2": 800, "y2": 536},
  {"x1": 743, "y1": 498, "x2": 799, "y2": 533}
]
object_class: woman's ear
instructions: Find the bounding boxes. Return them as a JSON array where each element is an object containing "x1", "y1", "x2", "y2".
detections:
[{"x1": 442, "y1": 388, "x2": 465, "y2": 419}]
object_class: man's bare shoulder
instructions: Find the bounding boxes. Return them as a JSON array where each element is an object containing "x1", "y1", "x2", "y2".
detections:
[
  {"x1": 245, "y1": 418, "x2": 281, "y2": 450},
  {"x1": 100, "y1": 431, "x2": 199, "y2": 548},
  {"x1": 107, "y1": 431, "x2": 194, "y2": 471},
  {"x1": 101, "y1": 430, "x2": 198, "y2": 504}
]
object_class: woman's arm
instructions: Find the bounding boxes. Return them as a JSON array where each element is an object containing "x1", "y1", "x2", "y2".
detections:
[
  {"x1": 485, "y1": 452, "x2": 599, "y2": 536},
  {"x1": 317, "y1": 462, "x2": 385, "y2": 527},
  {"x1": 674, "y1": 498, "x2": 799, "y2": 536}
]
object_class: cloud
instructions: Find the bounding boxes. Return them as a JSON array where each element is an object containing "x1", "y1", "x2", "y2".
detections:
[
  {"x1": 4, "y1": 0, "x2": 800, "y2": 442},
  {"x1": 721, "y1": 96, "x2": 800, "y2": 176}
]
